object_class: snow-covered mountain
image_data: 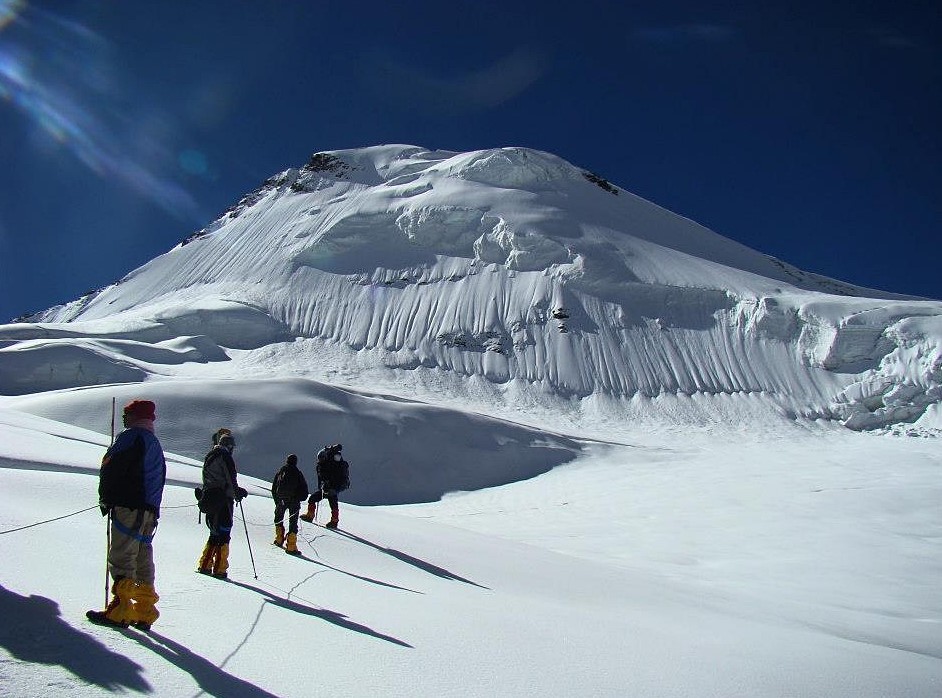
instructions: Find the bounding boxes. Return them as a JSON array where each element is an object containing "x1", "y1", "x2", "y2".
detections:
[
  {"x1": 3, "y1": 144, "x2": 940, "y2": 433},
  {"x1": 2, "y1": 146, "x2": 941, "y2": 696}
]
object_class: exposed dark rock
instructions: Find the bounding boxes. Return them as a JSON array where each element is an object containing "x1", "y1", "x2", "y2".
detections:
[{"x1": 582, "y1": 171, "x2": 619, "y2": 195}]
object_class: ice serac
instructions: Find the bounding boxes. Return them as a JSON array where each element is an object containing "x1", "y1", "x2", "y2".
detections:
[{"x1": 5, "y1": 145, "x2": 941, "y2": 431}]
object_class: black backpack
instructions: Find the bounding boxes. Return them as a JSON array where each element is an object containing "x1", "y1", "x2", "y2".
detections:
[
  {"x1": 333, "y1": 459, "x2": 350, "y2": 492},
  {"x1": 316, "y1": 445, "x2": 350, "y2": 492},
  {"x1": 100, "y1": 434, "x2": 145, "y2": 509},
  {"x1": 272, "y1": 467, "x2": 287, "y2": 500},
  {"x1": 272, "y1": 465, "x2": 300, "y2": 500}
]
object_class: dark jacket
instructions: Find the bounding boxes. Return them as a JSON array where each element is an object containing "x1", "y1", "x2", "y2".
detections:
[
  {"x1": 272, "y1": 464, "x2": 309, "y2": 503},
  {"x1": 99, "y1": 426, "x2": 167, "y2": 516},
  {"x1": 202, "y1": 445, "x2": 239, "y2": 501},
  {"x1": 315, "y1": 447, "x2": 350, "y2": 492}
]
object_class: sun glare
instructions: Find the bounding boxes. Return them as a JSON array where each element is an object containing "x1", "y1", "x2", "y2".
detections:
[
  {"x1": 0, "y1": 0, "x2": 202, "y2": 222},
  {"x1": 0, "y1": 0, "x2": 25, "y2": 31}
]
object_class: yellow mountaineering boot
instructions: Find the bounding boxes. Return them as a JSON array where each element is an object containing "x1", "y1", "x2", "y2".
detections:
[
  {"x1": 197, "y1": 542, "x2": 217, "y2": 575},
  {"x1": 213, "y1": 543, "x2": 230, "y2": 579},
  {"x1": 130, "y1": 582, "x2": 160, "y2": 631},
  {"x1": 273, "y1": 524, "x2": 285, "y2": 547},
  {"x1": 285, "y1": 532, "x2": 301, "y2": 556},
  {"x1": 86, "y1": 577, "x2": 135, "y2": 628}
]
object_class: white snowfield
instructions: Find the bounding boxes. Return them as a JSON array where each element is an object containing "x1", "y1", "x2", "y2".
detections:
[{"x1": 0, "y1": 145, "x2": 940, "y2": 696}]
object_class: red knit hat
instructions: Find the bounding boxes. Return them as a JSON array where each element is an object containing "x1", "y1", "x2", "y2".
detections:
[{"x1": 123, "y1": 400, "x2": 156, "y2": 421}]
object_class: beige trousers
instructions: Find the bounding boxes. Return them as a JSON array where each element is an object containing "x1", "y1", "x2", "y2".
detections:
[{"x1": 108, "y1": 506, "x2": 157, "y2": 585}]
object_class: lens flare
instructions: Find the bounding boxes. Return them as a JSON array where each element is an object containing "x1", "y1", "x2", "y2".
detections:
[
  {"x1": 0, "y1": 2, "x2": 202, "y2": 221},
  {"x1": 179, "y1": 149, "x2": 209, "y2": 176},
  {"x1": 0, "y1": 1, "x2": 25, "y2": 31}
]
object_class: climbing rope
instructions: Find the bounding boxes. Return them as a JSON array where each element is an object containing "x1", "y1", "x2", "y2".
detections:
[
  {"x1": 0, "y1": 483, "x2": 263, "y2": 537},
  {"x1": 0, "y1": 505, "x2": 99, "y2": 536},
  {"x1": 0, "y1": 500, "x2": 201, "y2": 536}
]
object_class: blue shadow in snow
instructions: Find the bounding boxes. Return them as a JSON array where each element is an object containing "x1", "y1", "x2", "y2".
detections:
[
  {"x1": 334, "y1": 530, "x2": 489, "y2": 589},
  {"x1": 0, "y1": 584, "x2": 150, "y2": 693},
  {"x1": 225, "y1": 578, "x2": 413, "y2": 648},
  {"x1": 291, "y1": 547, "x2": 423, "y2": 595},
  {"x1": 125, "y1": 629, "x2": 281, "y2": 698}
]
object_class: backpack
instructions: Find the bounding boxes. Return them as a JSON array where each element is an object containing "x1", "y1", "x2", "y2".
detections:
[
  {"x1": 194, "y1": 486, "x2": 222, "y2": 513},
  {"x1": 100, "y1": 434, "x2": 146, "y2": 508},
  {"x1": 333, "y1": 459, "x2": 350, "y2": 492},
  {"x1": 272, "y1": 465, "x2": 299, "y2": 500},
  {"x1": 316, "y1": 444, "x2": 350, "y2": 492}
]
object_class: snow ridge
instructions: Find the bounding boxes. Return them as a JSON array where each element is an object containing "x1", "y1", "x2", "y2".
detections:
[{"x1": 3, "y1": 145, "x2": 941, "y2": 431}]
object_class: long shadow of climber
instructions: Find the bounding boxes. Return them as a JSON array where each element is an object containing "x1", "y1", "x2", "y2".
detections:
[
  {"x1": 292, "y1": 548, "x2": 422, "y2": 594},
  {"x1": 125, "y1": 629, "x2": 281, "y2": 698},
  {"x1": 225, "y1": 578, "x2": 413, "y2": 648},
  {"x1": 333, "y1": 530, "x2": 489, "y2": 589},
  {"x1": 0, "y1": 584, "x2": 150, "y2": 693}
]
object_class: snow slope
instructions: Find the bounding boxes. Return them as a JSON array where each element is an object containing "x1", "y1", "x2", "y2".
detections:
[
  {"x1": 3, "y1": 145, "x2": 940, "y2": 431},
  {"x1": 1, "y1": 402, "x2": 940, "y2": 697}
]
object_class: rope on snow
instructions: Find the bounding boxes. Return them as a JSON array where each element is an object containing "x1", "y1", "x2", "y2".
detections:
[
  {"x1": 0, "y1": 500, "x2": 199, "y2": 536},
  {"x1": 0, "y1": 505, "x2": 99, "y2": 536}
]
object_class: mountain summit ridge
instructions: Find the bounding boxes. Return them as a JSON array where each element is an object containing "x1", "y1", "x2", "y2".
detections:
[
  {"x1": 3, "y1": 144, "x2": 940, "y2": 432},
  {"x1": 182, "y1": 144, "x2": 916, "y2": 298}
]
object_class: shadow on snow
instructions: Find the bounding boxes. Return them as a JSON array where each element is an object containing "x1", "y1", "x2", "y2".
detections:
[
  {"x1": 292, "y1": 542, "x2": 423, "y2": 595},
  {"x1": 125, "y1": 628, "x2": 282, "y2": 698},
  {"x1": 225, "y1": 578, "x2": 413, "y2": 648},
  {"x1": 0, "y1": 584, "x2": 151, "y2": 693},
  {"x1": 334, "y1": 529, "x2": 489, "y2": 589}
]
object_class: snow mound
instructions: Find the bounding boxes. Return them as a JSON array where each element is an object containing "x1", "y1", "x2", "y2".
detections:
[{"x1": 4, "y1": 377, "x2": 584, "y2": 504}]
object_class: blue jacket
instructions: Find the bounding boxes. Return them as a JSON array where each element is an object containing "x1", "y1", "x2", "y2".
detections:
[{"x1": 99, "y1": 427, "x2": 167, "y2": 515}]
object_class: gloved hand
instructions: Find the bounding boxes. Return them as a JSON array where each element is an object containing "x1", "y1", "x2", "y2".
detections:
[{"x1": 235, "y1": 487, "x2": 248, "y2": 501}]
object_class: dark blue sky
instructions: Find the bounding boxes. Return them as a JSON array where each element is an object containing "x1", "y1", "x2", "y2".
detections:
[{"x1": 1, "y1": 1, "x2": 939, "y2": 322}]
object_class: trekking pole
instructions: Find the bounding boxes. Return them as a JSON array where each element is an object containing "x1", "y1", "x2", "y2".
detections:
[
  {"x1": 238, "y1": 499, "x2": 258, "y2": 579},
  {"x1": 316, "y1": 485, "x2": 327, "y2": 522},
  {"x1": 104, "y1": 510, "x2": 111, "y2": 607},
  {"x1": 104, "y1": 397, "x2": 116, "y2": 607}
]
